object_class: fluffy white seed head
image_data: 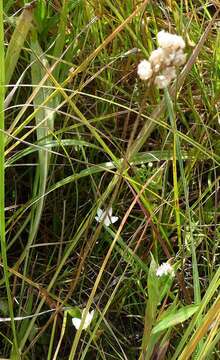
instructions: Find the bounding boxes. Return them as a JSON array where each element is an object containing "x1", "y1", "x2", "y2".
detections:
[
  {"x1": 154, "y1": 75, "x2": 170, "y2": 89},
  {"x1": 163, "y1": 49, "x2": 176, "y2": 66},
  {"x1": 162, "y1": 66, "x2": 177, "y2": 82},
  {"x1": 149, "y1": 48, "x2": 165, "y2": 72},
  {"x1": 137, "y1": 60, "x2": 153, "y2": 80},
  {"x1": 137, "y1": 30, "x2": 186, "y2": 88},
  {"x1": 172, "y1": 49, "x2": 187, "y2": 66},
  {"x1": 157, "y1": 30, "x2": 185, "y2": 50}
]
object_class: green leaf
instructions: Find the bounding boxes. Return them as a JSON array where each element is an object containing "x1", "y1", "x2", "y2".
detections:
[
  {"x1": 67, "y1": 307, "x2": 81, "y2": 319},
  {"x1": 35, "y1": 0, "x2": 46, "y2": 23},
  {"x1": 147, "y1": 255, "x2": 160, "y2": 310},
  {"x1": 5, "y1": 6, "x2": 33, "y2": 85},
  {"x1": 152, "y1": 305, "x2": 199, "y2": 334}
]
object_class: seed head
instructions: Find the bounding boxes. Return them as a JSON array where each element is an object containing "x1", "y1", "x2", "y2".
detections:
[
  {"x1": 157, "y1": 30, "x2": 185, "y2": 50},
  {"x1": 137, "y1": 30, "x2": 186, "y2": 88},
  {"x1": 137, "y1": 60, "x2": 153, "y2": 80}
]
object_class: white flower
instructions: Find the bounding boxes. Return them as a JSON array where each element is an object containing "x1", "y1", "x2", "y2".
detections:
[
  {"x1": 157, "y1": 30, "x2": 185, "y2": 50},
  {"x1": 72, "y1": 309, "x2": 94, "y2": 330},
  {"x1": 137, "y1": 60, "x2": 153, "y2": 80},
  {"x1": 149, "y1": 48, "x2": 165, "y2": 72},
  {"x1": 156, "y1": 262, "x2": 175, "y2": 277},
  {"x1": 137, "y1": 31, "x2": 186, "y2": 88},
  {"x1": 154, "y1": 75, "x2": 171, "y2": 89},
  {"x1": 95, "y1": 207, "x2": 119, "y2": 227}
]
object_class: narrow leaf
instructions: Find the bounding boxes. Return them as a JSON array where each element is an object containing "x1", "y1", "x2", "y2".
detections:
[{"x1": 5, "y1": 5, "x2": 33, "y2": 85}]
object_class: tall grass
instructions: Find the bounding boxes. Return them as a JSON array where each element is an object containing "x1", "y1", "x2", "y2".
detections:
[
  {"x1": 0, "y1": 0, "x2": 19, "y2": 357},
  {"x1": 1, "y1": 1, "x2": 220, "y2": 359}
]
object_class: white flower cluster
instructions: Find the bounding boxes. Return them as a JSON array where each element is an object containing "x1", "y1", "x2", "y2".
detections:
[
  {"x1": 137, "y1": 30, "x2": 186, "y2": 88},
  {"x1": 156, "y1": 262, "x2": 175, "y2": 277}
]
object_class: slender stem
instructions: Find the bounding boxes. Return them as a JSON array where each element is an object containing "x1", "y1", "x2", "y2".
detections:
[
  {"x1": 164, "y1": 88, "x2": 182, "y2": 252},
  {"x1": 0, "y1": 1, "x2": 19, "y2": 356}
]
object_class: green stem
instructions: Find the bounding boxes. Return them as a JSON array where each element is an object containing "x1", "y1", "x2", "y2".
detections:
[{"x1": 164, "y1": 88, "x2": 182, "y2": 252}]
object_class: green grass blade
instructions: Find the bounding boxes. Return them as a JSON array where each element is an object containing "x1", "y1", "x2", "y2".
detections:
[
  {"x1": 5, "y1": 5, "x2": 33, "y2": 85},
  {"x1": 0, "y1": 1, "x2": 19, "y2": 356}
]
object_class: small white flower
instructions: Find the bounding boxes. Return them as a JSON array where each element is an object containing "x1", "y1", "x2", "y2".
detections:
[
  {"x1": 157, "y1": 30, "x2": 185, "y2": 50},
  {"x1": 137, "y1": 60, "x2": 153, "y2": 80},
  {"x1": 154, "y1": 74, "x2": 171, "y2": 89},
  {"x1": 95, "y1": 207, "x2": 119, "y2": 227},
  {"x1": 156, "y1": 262, "x2": 174, "y2": 277},
  {"x1": 72, "y1": 309, "x2": 94, "y2": 330}
]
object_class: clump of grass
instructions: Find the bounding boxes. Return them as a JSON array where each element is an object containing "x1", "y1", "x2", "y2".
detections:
[{"x1": 0, "y1": 1, "x2": 220, "y2": 359}]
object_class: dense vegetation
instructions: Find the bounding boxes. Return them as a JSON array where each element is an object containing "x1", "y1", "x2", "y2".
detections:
[{"x1": 0, "y1": 1, "x2": 219, "y2": 359}]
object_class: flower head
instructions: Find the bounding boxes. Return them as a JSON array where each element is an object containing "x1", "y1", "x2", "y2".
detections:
[
  {"x1": 95, "y1": 207, "x2": 119, "y2": 227},
  {"x1": 72, "y1": 309, "x2": 94, "y2": 330},
  {"x1": 172, "y1": 49, "x2": 186, "y2": 66},
  {"x1": 157, "y1": 30, "x2": 185, "y2": 50},
  {"x1": 137, "y1": 60, "x2": 153, "y2": 80},
  {"x1": 154, "y1": 75, "x2": 170, "y2": 89},
  {"x1": 163, "y1": 66, "x2": 176, "y2": 80},
  {"x1": 137, "y1": 30, "x2": 186, "y2": 89},
  {"x1": 149, "y1": 48, "x2": 166, "y2": 72},
  {"x1": 156, "y1": 262, "x2": 174, "y2": 277}
]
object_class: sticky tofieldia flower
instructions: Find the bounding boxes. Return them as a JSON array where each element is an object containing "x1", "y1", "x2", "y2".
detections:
[
  {"x1": 137, "y1": 60, "x2": 153, "y2": 80},
  {"x1": 95, "y1": 207, "x2": 119, "y2": 227},
  {"x1": 156, "y1": 262, "x2": 175, "y2": 277},
  {"x1": 72, "y1": 309, "x2": 94, "y2": 330},
  {"x1": 137, "y1": 30, "x2": 186, "y2": 88}
]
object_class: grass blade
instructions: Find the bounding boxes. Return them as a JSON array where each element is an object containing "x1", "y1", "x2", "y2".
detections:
[
  {"x1": 5, "y1": 5, "x2": 33, "y2": 85},
  {"x1": 0, "y1": 1, "x2": 19, "y2": 356}
]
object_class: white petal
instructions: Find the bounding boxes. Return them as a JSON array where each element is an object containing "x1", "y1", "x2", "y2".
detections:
[
  {"x1": 103, "y1": 217, "x2": 111, "y2": 227},
  {"x1": 110, "y1": 216, "x2": 119, "y2": 224},
  {"x1": 90, "y1": 310, "x2": 95, "y2": 320},
  {"x1": 108, "y1": 207, "x2": 113, "y2": 216},
  {"x1": 72, "y1": 317, "x2": 81, "y2": 330},
  {"x1": 95, "y1": 216, "x2": 101, "y2": 223},
  {"x1": 84, "y1": 310, "x2": 94, "y2": 328},
  {"x1": 81, "y1": 309, "x2": 94, "y2": 329},
  {"x1": 97, "y1": 208, "x2": 103, "y2": 218}
]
